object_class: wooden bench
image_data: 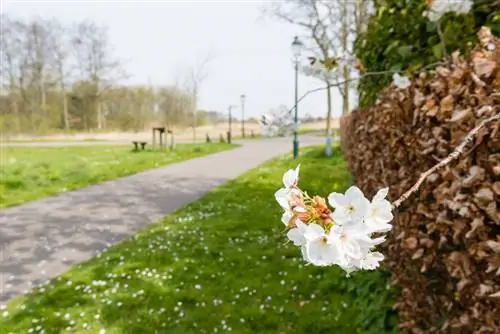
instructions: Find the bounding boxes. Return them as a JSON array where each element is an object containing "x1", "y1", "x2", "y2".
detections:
[{"x1": 132, "y1": 141, "x2": 148, "y2": 151}]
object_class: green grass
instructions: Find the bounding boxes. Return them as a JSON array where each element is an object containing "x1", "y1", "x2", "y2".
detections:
[
  {"x1": 0, "y1": 146, "x2": 398, "y2": 334},
  {"x1": 0, "y1": 143, "x2": 237, "y2": 208},
  {"x1": 298, "y1": 128, "x2": 340, "y2": 137}
]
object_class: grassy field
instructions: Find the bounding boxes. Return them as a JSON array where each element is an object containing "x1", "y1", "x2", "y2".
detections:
[
  {"x1": 0, "y1": 143, "x2": 237, "y2": 208},
  {"x1": 0, "y1": 146, "x2": 397, "y2": 333}
]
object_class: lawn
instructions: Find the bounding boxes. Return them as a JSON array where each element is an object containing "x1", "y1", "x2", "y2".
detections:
[
  {"x1": 0, "y1": 143, "x2": 237, "y2": 208},
  {"x1": 0, "y1": 146, "x2": 397, "y2": 334}
]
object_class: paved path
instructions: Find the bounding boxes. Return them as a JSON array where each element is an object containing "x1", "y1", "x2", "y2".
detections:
[{"x1": 0, "y1": 136, "x2": 324, "y2": 304}]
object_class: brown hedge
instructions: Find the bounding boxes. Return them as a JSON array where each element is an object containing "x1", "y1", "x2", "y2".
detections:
[{"x1": 340, "y1": 27, "x2": 500, "y2": 333}]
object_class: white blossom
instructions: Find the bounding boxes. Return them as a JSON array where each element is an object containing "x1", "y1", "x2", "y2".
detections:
[
  {"x1": 281, "y1": 210, "x2": 293, "y2": 226},
  {"x1": 286, "y1": 220, "x2": 308, "y2": 246},
  {"x1": 364, "y1": 188, "x2": 394, "y2": 233},
  {"x1": 301, "y1": 223, "x2": 339, "y2": 266},
  {"x1": 423, "y1": 0, "x2": 473, "y2": 22},
  {"x1": 392, "y1": 73, "x2": 411, "y2": 89},
  {"x1": 328, "y1": 186, "x2": 370, "y2": 224},
  {"x1": 358, "y1": 252, "x2": 385, "y2": 270},
  {"x1": 275, "y1": 166, "x2": 303, "y2": 212},
  {"x1": 282, "y1": 165, "x2": 300, "y2": 188},
  {"x1": 330, "y1": 222, "x2": 383, "y2": 262},
  {"x1": 275, "y1": 166, "x2": 395, "y2": 274}
]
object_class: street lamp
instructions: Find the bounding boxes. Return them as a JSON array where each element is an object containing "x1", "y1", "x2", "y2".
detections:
[
  {"x1": 227, "y1": 104, "x2": 237, "y2": 144},
  {"x1": 291, "y1": 36, "x2": 304, "y2": 160},
  {"x1": 240, "y1": 94, "x2": 246, "y2": 138}
]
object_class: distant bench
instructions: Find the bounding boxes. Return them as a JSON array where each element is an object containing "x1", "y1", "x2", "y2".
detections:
[{"x1": 132, "y1": 141, "x2": 148, "y2": 151}]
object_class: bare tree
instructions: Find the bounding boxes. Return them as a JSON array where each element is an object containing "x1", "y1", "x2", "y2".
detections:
[
  {"x1": 48, "y1": 19, "x2": 73, "y2": 130},
  {"x1": 261, "y1": 104, "x2": 295, "y2": 137},
  {"x1": 184, "y1": 53, "x2": 213, "y2": 142},
  {"x1": 0, "y1": 14, "x2": 22, "y2": 131},
  {"x1": 0, "y1": 14, "x2": 200, "y2": 135},
  {"x1": 264, "y1": 0, "x2": 372, "y2": 154},
  {"x1": 72, "y1": 20, "x2": 126, "y2": 130}
]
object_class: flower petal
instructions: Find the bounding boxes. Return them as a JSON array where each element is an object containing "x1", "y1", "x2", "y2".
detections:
[
  {"x1": 281, "y1": 211, "x2": 292, "y2": 226},
  {"x1": 373, "y1": 187, "x2": 389, "y2": 202},
  {"x1": 327, "y1": 192, "x2": 347, "y2": 208},
  {"x1": 282, "y1": 165, "x2": 300, "y2": 188},
  {"x1": 274, "y1": 188, "x2": 290, "y2": 210},
  {"x1": 303, "y1": 223, "x2": 325, "y2": 241},
  {"x1": 287, "y1": 227, "x2": 306, "y2": 246},
  {"x1": 345, "y1": 186, "x2": 365, "y2": 200}
]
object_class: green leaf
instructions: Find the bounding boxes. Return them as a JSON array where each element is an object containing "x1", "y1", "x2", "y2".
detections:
[
  {"x1": 432, "y1": 43, "x2": 443, "y2": 59},
  {"x1": 383, "y1": 40, "x2": 400, "y2": 56},
  {"x1": 406, "y1": 61, "x2": 424, "y2": 74},
  {"x1": 396, "y1": 45, "x2": 411, "y2": 58},
  {"x1": 426, "y1": 20, "x2": 436, "y2": 33},
  {"x1": 389, "y1": 63, "x2": 403, "y2": 72}
]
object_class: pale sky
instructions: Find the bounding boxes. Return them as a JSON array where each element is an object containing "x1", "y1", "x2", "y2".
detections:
[{"x1": 1, "y1": 0, "x2": 344, "y2": 118}]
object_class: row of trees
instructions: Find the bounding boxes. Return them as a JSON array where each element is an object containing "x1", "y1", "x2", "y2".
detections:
[{"x1": 0, "y1": 14, "x2": 217, "y2": 135}]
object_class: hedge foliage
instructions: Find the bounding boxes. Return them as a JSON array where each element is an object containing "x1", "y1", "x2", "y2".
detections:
[
  {"x1": 354, "y1": 0, "x2": 500, "y2": 107},
  {"x1": 341, "y1": 29, "x2": 500, "y2": 332}
]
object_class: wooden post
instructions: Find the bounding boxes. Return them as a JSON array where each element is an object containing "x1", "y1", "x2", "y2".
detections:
[
  {"x1": 152, "y1": 128, "x2": 156, "y2": 150},
  {"x1": 159, "y1": 130, "x2": 163, "y2": 150},
  {"x1": 168, "y1": 130, "x2": 174, "y2": 150}
]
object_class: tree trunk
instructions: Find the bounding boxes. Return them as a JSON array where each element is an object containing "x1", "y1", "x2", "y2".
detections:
[
  {"x1": 40, "y1": 81, "x2": 46, "y2": 113},
  {"x1": 192, "y1": 89, "x2": 197, "y2": 143},
  {"x1": 324, "y1": 83, "x2": 333, "y2": 156},
  {"x1": 341, "y1": 0, "x2": 350, "y2": 115},
  {"x1": 96, "y1": 98, "x2": 102, "y2": 130},
  {"x1": 342, "y1": 65, "x2": 350, "y2": 114},
  {"x1": 62, "y1": 92, "x2": 70, "y2": 130}
]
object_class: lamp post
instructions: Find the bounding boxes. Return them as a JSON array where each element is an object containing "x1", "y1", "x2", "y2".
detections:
[
  {"x1": 291, "y1": 36, "x2": 304, "y2": 160},
  {"x1": 240, "y1": 94, "x2": 246, "y2": 138},
  {"x1": 227, "y1": 104, "x2": 237, "y2": 144}
]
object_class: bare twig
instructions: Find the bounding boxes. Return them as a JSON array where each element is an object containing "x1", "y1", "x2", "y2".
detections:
[
  {"x1": 391, "y1": 108, "x2": 500, "y2": 209},
  {"x1": 287, "y1": 61, "x2": 445, "y2": 115},
  {"x1": 436, "y1": 20, "x2": 448, "y2": 59}
]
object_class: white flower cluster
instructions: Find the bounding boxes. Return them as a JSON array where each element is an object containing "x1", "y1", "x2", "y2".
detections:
[
  {"x1": 392, "y1": 73, "x2": 411, "y2": 89},
  {"x1": 260, "y1": 106, "x2": 295, "y2": 137},
  {"x1": 302, "y1": 62, "x2": 337, "y2": 81},
  {"x1": 423, "y1": 0, "x2": 473, "y2": 22},
  {"x1": 275, "y1": 166, "x2": 394, "y2": 275},
  {"x1": 301, "y1": 57, "x2": 354, "y2": 82}
]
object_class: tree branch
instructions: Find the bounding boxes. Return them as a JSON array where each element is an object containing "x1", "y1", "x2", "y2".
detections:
[
  {"x1": 287, "y1": 60, "x2": 446, "y2": 115},
  {"x1": 391, "y1": 108, "x2": 500, "y2": 209}
]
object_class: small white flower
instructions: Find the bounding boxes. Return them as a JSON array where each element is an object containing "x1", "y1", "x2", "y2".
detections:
[
  {"x1": 275, "y1": 165, "x2": 302, "y2": 211},
  {"x1": 329, "y1": 222, "x2": 378, "y2": 261},
  {"x1": 286, "y1": 220, "x2": 308, "y2": 246},
  {"x1": 423, "y1": 0, "x2": 472, "y2": 22},
  {"x1": 392, "y1": 73, "x2": 411, "y2": 89},
  {"x1": 359, "y1": 252, "x2": 385, "y2": 270},
  {"x1": 274, "y1": 188, "x2": 301, "y2": 211},
  {"x1": 282, "y1": 165, "x2": 300, "y2": 188},
  {"x1": 364, "y1": 187, "x2": 394, "y2": 233},
  {"x1": 487, "y1": 43, "x2": 495, "y2": 51},
  {"x1": 281, "y1": 211, "x2": 293, "y2": 226},
  {"x1": 301, "y1": 223, "x2": 340, "y2": 266},
  {"x1": 328, "y1": 186, "x2": 370, "y2": 224}
]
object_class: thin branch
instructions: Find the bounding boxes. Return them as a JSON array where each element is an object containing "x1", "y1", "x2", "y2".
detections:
[
  {"x1": 287, "y1": 61, "x2": 445, "y2": 115},
  {"x1": 391, "y1": 108, "x2": 500, "y2": 209},
  {"x1": 436, "y1": 20, "x2": 448, "y2": 59}
]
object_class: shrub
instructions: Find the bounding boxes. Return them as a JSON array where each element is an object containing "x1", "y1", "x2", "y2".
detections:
[
  {"x1": 340, "y1": 30, "x2": 500, "y2": 333},
  {"x1": 355, "y1": 0, "x2": 500, "y2": 107}
]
